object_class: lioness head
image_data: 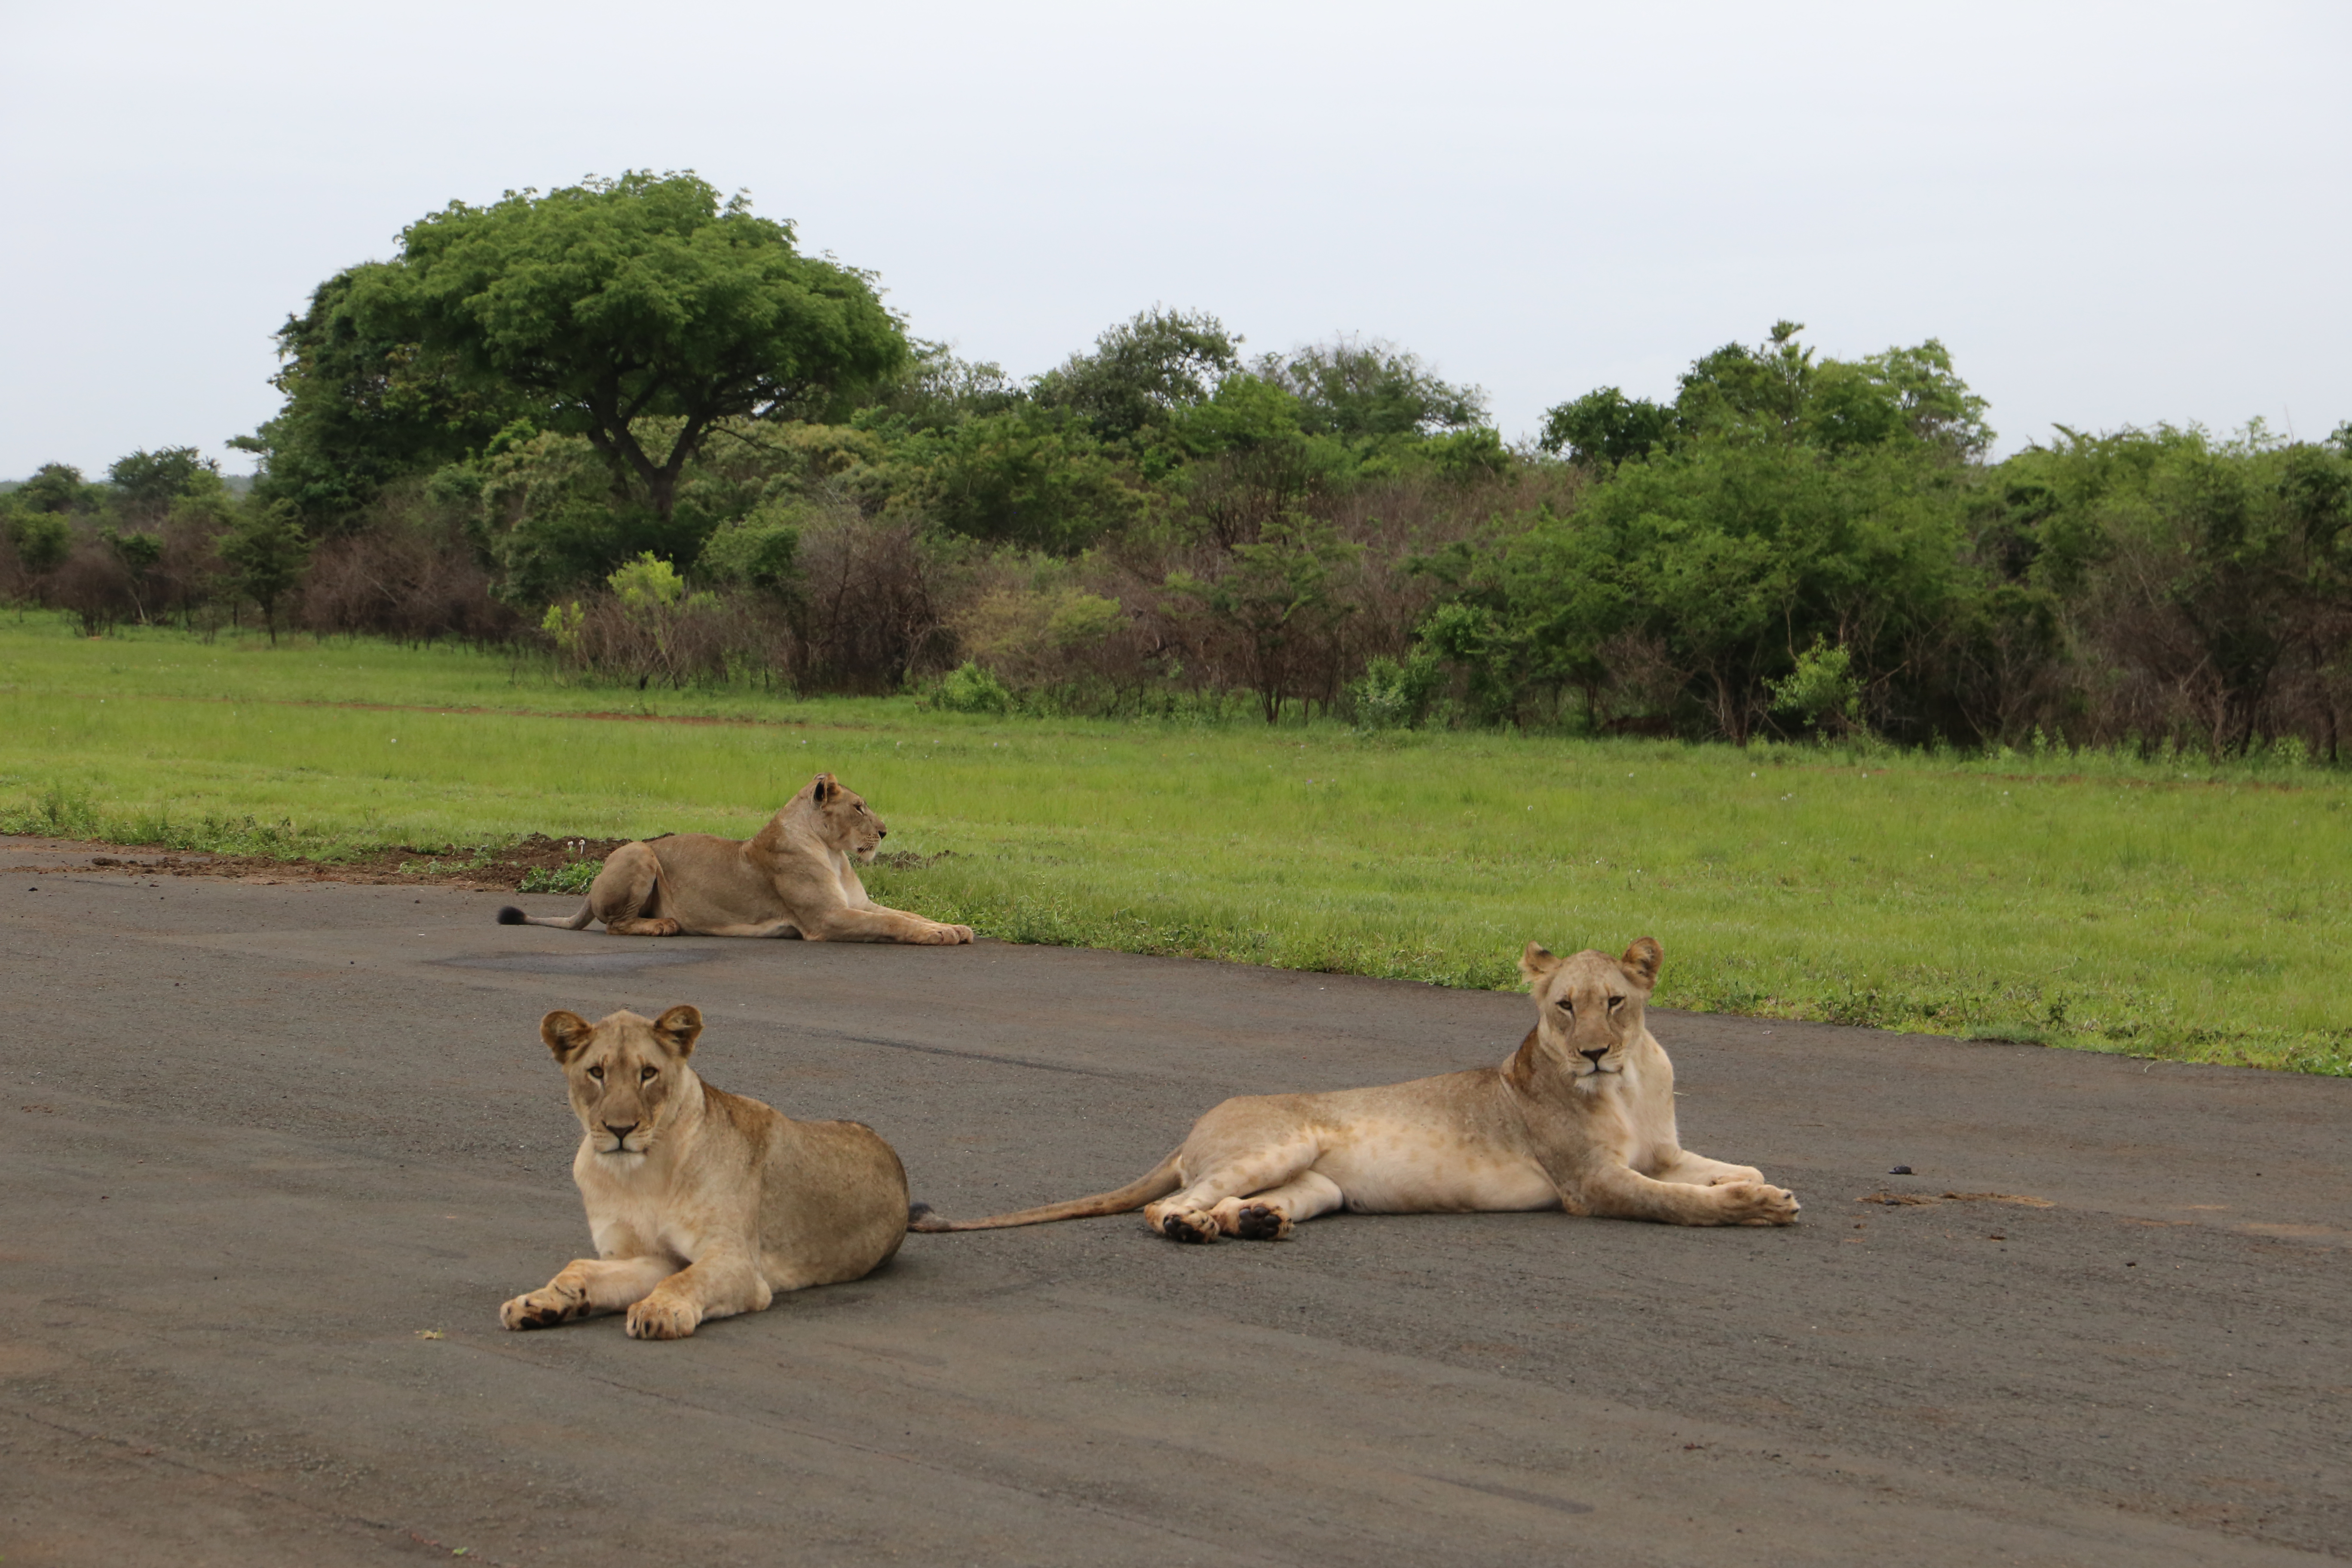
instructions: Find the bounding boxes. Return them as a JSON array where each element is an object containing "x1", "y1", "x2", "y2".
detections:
[
  {"x1": 805, "y1": 773, "x2": 887, "y2": 863},
  {"x1": 1518, "y1": 937, "x2": 1662, "y2": 1082},
  {"x1": 539, "y1": 1005, "x2": 704, "y2": 1156}
]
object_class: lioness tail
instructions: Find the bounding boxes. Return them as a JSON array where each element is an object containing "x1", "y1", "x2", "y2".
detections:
[
  {"x1": 496, "y1": 900, "x2": 596, "y2": 930},
  {"x1": 908, "y1": 1149, "x2": 1183, "y2": 1232}
]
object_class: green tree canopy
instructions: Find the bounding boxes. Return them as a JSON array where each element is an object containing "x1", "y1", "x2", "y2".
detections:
[
  {"x1": 351, "y1": 171, "x2": 910, "y2": 524},
  {"x1": 3, "y1": 510, "x2": 70, "y2": 573},
  {"x1": 1670, "y1": 319, "x2": 1820, "y2": 442},
  {"x1": 1259, "y1": 337, "x2": 1487, "y2": 440},
  {"x1": 15, "y1": 462, "x2": 95, "y2": 514},
  {"x1": 1031, "y1": 307, "x2": 1242, "y2": 441},
  {"x1": 1804, "y1": 341, "x2": 1993, "y2": 459},
  {"x1": 895, "y1": 410, "x2": 1139, "y2": 551},
  {"x1": 1541, "y1": 323, "x2": 1992, "y2": 469},
  {"x1": 868, "y1": 345, "x2": 1029, "y2": 433},
  {"x1": 1437, "y1": 440, "x2": 1969, "y2": 738},
  {"x1": 241, "y1": 265, "x2": 527, "y2": 527},
  {"x1": 1538, "y1": 386, "x2": 1676, "y2": 466},
  {"x1": 107, "y1": 446, "x2": 222, "y2": 508}
]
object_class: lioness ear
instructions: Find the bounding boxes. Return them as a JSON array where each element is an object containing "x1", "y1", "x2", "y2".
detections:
[
  {"x1": 653, "y1": 1004, "x2": 704, "y2": 1058},
  {"x1": 1518, "y1": 941, "x2": 1562, "y2": 984},
  {"x1": 1618, "y1": 937, "x2": 1663, "y2": 992},
  {"x1": 810, "y1": 773, "x2": 832, "y2": 803},
  {"x1": 540, "y1": 1010, "x2": 594, "y2": 1061}
]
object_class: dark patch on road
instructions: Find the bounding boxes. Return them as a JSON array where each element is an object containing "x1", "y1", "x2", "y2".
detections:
[
  {"x1": 796, "y1": 1024, "x2": 1139, "y2": 1080},
  {"x1": 438, "y1": 946, "x2": 722, "y2": 977},
  {"x1": 1418, "y1": 1475, "x2": 1596, "y2": 1516}
]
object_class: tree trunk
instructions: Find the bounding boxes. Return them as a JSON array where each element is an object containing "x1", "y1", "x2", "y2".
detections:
[
  {"x1": 1710, "y1": 668, "x2": 1750, "y2": 745},
  {"x1": 645, "y1": 467, "x2": 677, "y2": 525}
]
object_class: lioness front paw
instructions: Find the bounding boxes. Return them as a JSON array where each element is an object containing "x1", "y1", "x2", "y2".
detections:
[
  {"x1": 1153, "y1": 1208, "x2": 1222, "y2": 1245},
  {"x1": 499, "y1": 1286, "x2": 583, "y2": 1331},
  {"x1": 625, "y1": 1295, "x2": 701, "y2": 1340},
  {"x1": 1706, "y1": 1166, "x2": 1767, "y2": 1187},
  {"x1": 1719, "y1": 1182, "x2": 1801, "y2": 1225},
  {"x1": 919, "y1": 923, "x2": 974, "y2": 945}
]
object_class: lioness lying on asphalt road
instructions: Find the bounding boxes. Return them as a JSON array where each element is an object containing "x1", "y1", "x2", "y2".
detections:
[
  {"x1": 496, "y1": 772, "x2": 973, "y2": 944},
  {"x1": 913, "y1": 937, "x2": 1799, "y2": 1241},
  {"x1": 501, "y1": 1004, "x2": 913, "y2": 1339}
]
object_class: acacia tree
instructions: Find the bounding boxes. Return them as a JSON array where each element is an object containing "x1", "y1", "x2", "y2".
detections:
[{"x1": 354, "y1": 172, "x2": 909, "y2": 525}]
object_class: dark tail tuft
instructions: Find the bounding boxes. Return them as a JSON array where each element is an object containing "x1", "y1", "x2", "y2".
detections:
[
  {"x1": 906, "y1": 1202, "x2": 948, "y2": 1232},
  {"x1": 496, "y1": 905, "x2": 528, "y2": 925}
]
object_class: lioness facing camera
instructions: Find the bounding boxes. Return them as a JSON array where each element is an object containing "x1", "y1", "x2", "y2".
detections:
[
  {"x1": 502, "y1": 1005, "x2": 911, "y2": 1339},
  {"x1": 497, "y1": 772, "x2": 973, "y2": 944},
  {"x1": 913, "y1": 937, "x2": 1798, "y2": 1241}
]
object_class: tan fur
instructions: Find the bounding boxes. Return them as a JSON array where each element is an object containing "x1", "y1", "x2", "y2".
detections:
[
  {"x1": 500, "y1": 1005, "x2": 912, "y2": 1339},
  {"x1": 498, "y1": 773, "x2": 973, "y2": 944},
  {"x1": 912, "y1": 937, "x2": 1797, "y2": 1242}
]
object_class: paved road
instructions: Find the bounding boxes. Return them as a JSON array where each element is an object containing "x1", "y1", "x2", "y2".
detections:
[{"x1": 4, "y1": 845, "x2": 2348, "y2": 1565}]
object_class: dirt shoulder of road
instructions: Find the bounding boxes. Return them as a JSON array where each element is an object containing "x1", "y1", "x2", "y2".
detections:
[
  {"x1": 0, "y1": 832, "x2": 628, "y2": 892},
  {"x1": 0, "y1": 833, "x2": 948, "y2": 892}
]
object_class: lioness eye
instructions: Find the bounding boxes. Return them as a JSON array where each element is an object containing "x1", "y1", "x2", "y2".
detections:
[
  {"x1": 1608, "y1": 995, "x2": 1623, "y2": 1010},
  {"x1": 587, "y1": 1065, "x2": 604, "y2": 1081},
  {"x1": 1557, "y1": 998, "x2": 1573, "y2": 1012},
  {"x1": 640, "y1": 1065, "x2": 658, "y2": 1083}
]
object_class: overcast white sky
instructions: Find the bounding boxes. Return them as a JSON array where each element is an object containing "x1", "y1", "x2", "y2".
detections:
[{"x1": 4, "y1": 1, "x2": 2347, "y2": 479}]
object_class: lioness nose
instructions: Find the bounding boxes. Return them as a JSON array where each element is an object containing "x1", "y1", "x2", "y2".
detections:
[
  {"x1": 1579, "y1": 1046, "x2": 1609, "y2": 1063},
  {"x1": 604, "y1": 1120, "x2": 638, "y2": 1139}
]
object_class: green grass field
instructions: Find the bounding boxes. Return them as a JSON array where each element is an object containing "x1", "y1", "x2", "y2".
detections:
[{"x1": 3, "y1": 615, "x2": 2346, "y2": 1074}]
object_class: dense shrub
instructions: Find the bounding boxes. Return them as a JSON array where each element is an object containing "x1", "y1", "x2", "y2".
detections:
[{"x1": 928, "y1": 661, "x2": 1013, "y2": 713}]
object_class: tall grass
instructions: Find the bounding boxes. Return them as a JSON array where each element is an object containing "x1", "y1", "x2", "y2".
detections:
[{"x1": 3, "y1": 616, "x2": 2346, "y2": 1073}]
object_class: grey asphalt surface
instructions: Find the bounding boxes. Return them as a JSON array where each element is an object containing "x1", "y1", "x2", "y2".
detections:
[{"x1": 4, "y1": 840, "x2": 2348, "y2": 1566}]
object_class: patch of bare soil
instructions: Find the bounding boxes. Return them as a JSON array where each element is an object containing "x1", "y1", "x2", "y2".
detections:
[
  {"x1": 4, "y1": 835, "x2": 956, "y2": 891},
  {"x1": 5, "y1": 834, "x2": 631, "y2": 892}
]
